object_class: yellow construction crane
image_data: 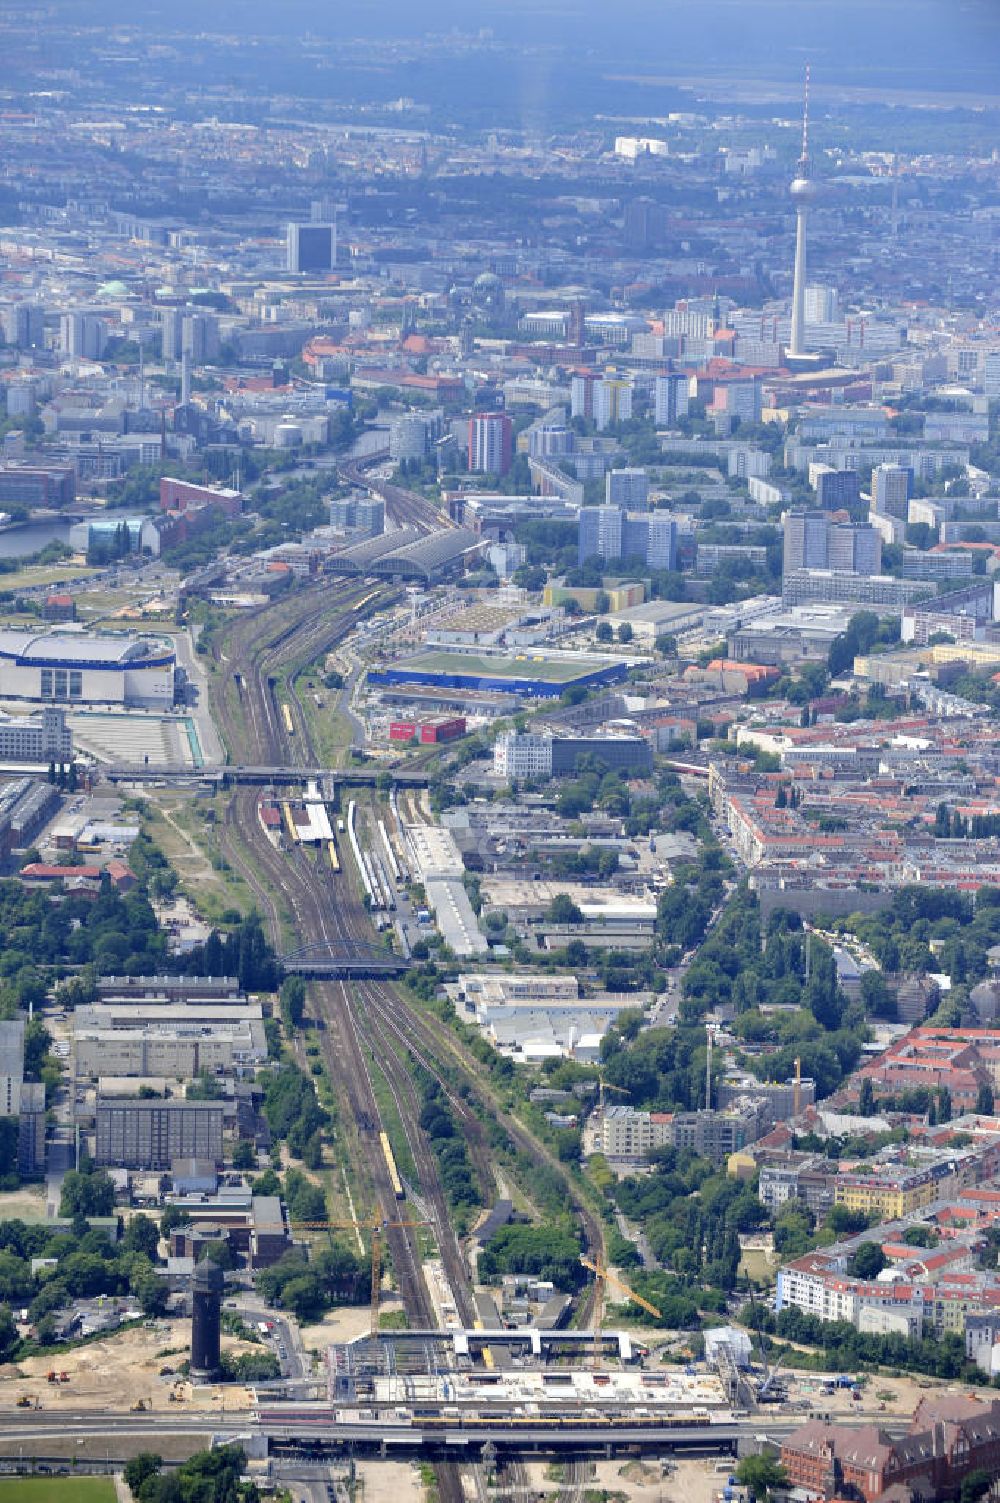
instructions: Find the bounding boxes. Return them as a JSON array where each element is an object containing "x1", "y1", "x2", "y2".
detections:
[
  {"x1": 597, "y1": 1075, "x2": 630, "y2": 1111},
  {"x1": 284, "y1": 1217, "x2": 430, "y2": 1336},
  {"x1": 579, "y1": 1255, "x2": 661, "y2": 1370}
]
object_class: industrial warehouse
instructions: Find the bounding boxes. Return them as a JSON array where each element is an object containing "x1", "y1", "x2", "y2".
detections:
[{"x1": 368, "y1": 648, "x2": 629, "y2": 699}]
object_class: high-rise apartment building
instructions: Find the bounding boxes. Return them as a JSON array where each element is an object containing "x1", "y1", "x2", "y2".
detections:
[
  {"x1": 783, "y1": 510, "x2": 881, "y2": 577},
  {"x1": 623, "y1": 197, "x2": 669, "y2": 251},
  {"x1": 578, "y1": 505, "x2": 624, "y2": 565},
  {"x1": 639, "y1": 513, "x2": 677, "y2": 570},
  {"x1": 593, "y1": 378, "x2": 633, "y2": 431},
  {"x1": 287, "y1": 221, "x2": 337, "y2": 273},
  {"x1": 606, "y1": 468, "x2": 649, "y2": 508},
  {"x1": 984, "y1": 352, "x2": 1000, "y2": 402},
  {"x1": 579, "y1": 505, "x2": 675, "y2": 570},
  {"x1": 160, "y1": 308, "x2": 184, "y2": 362},
  {"x1": 828, "y1": 522, "x2": 882, "y2": 576},
  {"x1": 0, "y1": 304, "x2": 44, "y2": 349},
  {"x1": 717, "y1": 377, "x2": 762, "y2": 425},
  {"x1": 654, "y1": 373, "x2": 690, "y2": 426},
  {"x1": 59, "y1": 313, "x2": 106, "y2": 361},
  {"x1": 468, "y1": 412, "x2": 513, "y2": 475},
  {"x1": 728, "y1": 447, "x2": 772, "y2": 481},
  {"x1": 570, "y1": 374, "x2": 597, "y2": 421},
  {"x1": 872, "y1": 463, "x2": 913, "y2": 520},
  {"x1": 181, "y1": 314, "x2": 219, "y2": 364},
  {"x1": 811, "y1": 465, "x2": 861, "y2": 508},
  {"x1": 783, "y1": 510, "x2": 831, "y2": 573}
]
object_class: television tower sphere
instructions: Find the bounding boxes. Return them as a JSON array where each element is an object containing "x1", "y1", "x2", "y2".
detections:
[{"x1": 790, "y1": 175, "x2": 818, "y2": 202}]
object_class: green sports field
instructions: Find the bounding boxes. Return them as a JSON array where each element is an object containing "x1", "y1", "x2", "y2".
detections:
[
  {"x1": 0, "y1": 1479, "x2": 116, "y2": 1502},
  {"x1": 404, "y1": 650, "x2": 599, "y2": 683}
]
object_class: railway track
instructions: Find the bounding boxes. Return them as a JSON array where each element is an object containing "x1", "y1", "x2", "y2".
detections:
[
  {"x1": 217, "y1": 576, "x2": 395, "y2": 767},
  {"x1": 338, "y1": 454, "x2": 450, "y2": 535},
  {"x1": 209, "y1": 579, "x2": 603, "y2": 1500},
  {"x1": 354, "y1": 985, "x2": 479, "y2": 1328}
]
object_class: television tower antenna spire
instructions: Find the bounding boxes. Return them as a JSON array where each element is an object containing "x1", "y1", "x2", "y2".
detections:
[{"x1": 788, "y1": 64, "x2": 815, "y2": 361}]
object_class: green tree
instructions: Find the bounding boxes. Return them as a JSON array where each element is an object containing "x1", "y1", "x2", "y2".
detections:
[
  {"x1": 849, "y1": 1242, "x2": 887, "y2": 1279},
  {"x1": 859, "y1": 970, "x2": 896, "y2": 1020},
  {"x1": 136, "y1": 1274, "x2": 169, "y2": 1317},
  {"x1": 122, "y1": 1214, "x2": 160, "y2": 1261},
  {"x1": 232, "y1": 1140, "x2": 256, "y2": 1170},
  {"x1": 735, "y1": 1457, "x2": 788, "y2": 1501},
  {"x1": 960, "y1": 1469, "x2": 992, "y2": 1503},
  {"x1": 124, "y1": 1452, "x2": 163, "y2": 1497},
  {"x1": 0, "y1": 1305, "x2": 18, "y2": 1363},
  {"x1": 547, "y1": 893, "x2": 584, "y2": 924},
  {"x1": 280, "y1": 975, "x2": 306, "y2": 1029},
  {"x1": 59, "y1": 1167, "x2": 115, "y2": 1219}
]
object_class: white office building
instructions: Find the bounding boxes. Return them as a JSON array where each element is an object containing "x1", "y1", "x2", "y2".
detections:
[
  {"x1": 493, "y1": 731, "x2": 553, "y2": 780},
  {"x1": 0, "y1": 707, "x2": 71, "y2": 764},
  {"x1": 983, "y1": 351, "x2": 1000, "y2": 401},
  {"x1": 804, "y1": 285, "x2": 840, "y2": 324}
]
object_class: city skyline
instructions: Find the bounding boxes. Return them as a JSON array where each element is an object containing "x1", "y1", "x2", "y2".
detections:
[{"x1": 2, "y1": 0, "x2": 1000, "y2": 1492}]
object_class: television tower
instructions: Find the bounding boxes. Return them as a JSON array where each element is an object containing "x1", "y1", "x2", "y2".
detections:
[{"x1": 788, "y1": 65, "x2": 817, "y2": 360}]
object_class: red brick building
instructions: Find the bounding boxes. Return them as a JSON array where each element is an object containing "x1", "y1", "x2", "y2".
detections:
[
  {"x1": 389, "y1": 716, "x2": 466, "y2": 744},
  {"x1": 782, "y1": 1393, "x2": 1000, "y2": 1501},
  {"x1": 159, "y1": 477, "x2": 242, "y2": 518},
  {"x1": 43, "y1": 593, "x2": 76, "y2": 622}
]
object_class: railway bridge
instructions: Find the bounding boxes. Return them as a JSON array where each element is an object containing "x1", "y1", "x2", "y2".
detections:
[{"x1": 280, "y1": 942, "x2": 408, "y2": 978}]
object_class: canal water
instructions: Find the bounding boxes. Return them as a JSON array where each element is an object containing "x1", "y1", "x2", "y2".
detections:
[{"x1": 0, "y1": 519, "x2": 74, "y2": 558}]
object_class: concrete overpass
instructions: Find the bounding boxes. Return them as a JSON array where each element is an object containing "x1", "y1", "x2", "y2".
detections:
[
  {"x1": 0, "y1": 1406, "x2": 809, "y2": 1465},
  {"x1": 262, "y1": 1419, "x2": 749, "y2": 1457}
]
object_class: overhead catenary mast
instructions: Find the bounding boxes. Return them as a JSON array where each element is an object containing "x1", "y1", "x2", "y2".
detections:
[{"x1": 788, "y1": 64, "x2": 817, "y2": 360}]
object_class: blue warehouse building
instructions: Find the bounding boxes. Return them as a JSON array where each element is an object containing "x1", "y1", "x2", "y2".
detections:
[{"x1": 368, "y1": 658, "x2": 628, "y2": 700}]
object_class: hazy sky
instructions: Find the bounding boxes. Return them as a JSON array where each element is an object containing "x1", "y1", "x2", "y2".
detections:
[{"x1": 29, "y1": 0, "x2": 1000, "y2": 93}]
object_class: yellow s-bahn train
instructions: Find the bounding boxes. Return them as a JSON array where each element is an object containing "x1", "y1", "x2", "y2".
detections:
[
  {"x1": 327, "y1": 838, "x2": 341, "y2": 872},
  {"x1": 379, "y1": 1131, "x2": 404, "y2": 1199},
  {"x1": 281, "y1": 703, "x2": 295, "y2": 736}
]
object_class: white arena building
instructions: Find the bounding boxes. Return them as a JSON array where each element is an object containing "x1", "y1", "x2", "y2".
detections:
[{"x1": 0, "y1": 631, "x2": 176, "y2": 709}]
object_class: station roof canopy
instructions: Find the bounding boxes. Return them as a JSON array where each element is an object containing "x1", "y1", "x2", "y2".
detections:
[
  {"x1": 326, "y1": 526, "x2": 423, "y2": 575},
  {"x1": 368, "y1": 527, "x2": 481, "y2": 583}
]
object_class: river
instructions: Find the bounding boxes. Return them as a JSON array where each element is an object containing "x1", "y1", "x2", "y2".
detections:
[{"x1": 0, "y1": 520, "x2": 74, "y2": 559}]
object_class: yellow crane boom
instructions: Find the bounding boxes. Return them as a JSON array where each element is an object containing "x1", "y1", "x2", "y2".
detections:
[
  {"x1": 279, "y1": 1217, "x2": 430, "y2": 1336},
  {"x1": 597, "y1": 1074, "x2": 630, "y2": 1110},
  {"x1": 579, "y1": 1255, "x2": 661, "y2": 1368}
]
